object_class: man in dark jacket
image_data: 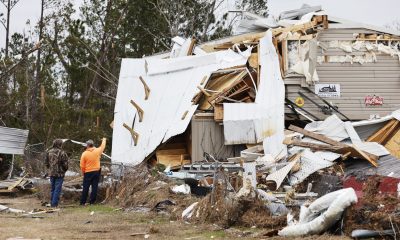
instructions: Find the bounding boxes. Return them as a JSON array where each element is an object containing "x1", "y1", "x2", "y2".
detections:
[{"x1": 45, "y1": 139, "x2": 69, "y2": 207}]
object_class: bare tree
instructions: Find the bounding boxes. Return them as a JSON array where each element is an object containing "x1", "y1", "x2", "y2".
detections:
[{"x1": 0, "y1": 0, "x2": 21, "y2": 58}]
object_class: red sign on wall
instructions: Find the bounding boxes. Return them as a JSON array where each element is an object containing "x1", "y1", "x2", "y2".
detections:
[{"x1": 365, "y1": 95, "x2": 384, "y2": 106}]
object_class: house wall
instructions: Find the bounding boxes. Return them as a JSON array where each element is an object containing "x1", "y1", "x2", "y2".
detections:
[
  {"x1": 285, "y1": 28, "x2": 400, "y2": 120},
  {"x1": 191, "y1": 115, "x2": 244, "y2": 162}
]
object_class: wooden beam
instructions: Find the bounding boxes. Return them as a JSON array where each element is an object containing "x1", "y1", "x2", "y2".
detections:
[
  {"x1": 367, "y1": 119, "x2": 397, "y2": 143},
  {"x1": 288, "y1": 125, "x2": 378, "y2": 166},
  {"x1": 130, "y1": 100, "x2": 144, "y2": 122},
  {"x1": 187, "y1": 38, "x2": 196, "y2": 56},
  {"x1": 214, "y1": 104, "x2": 224, "y2": 122},
  {"x1": 288, "y1": 125, "x2": 345, "y2": 147},
  {"x1": 284, "y1": 138, "x2": 343, "y2": 152},
  {"x1": 139, "y1": 76, "x2": 150, "y2": 100},
  {"x1": 197, "y1": 86, "x2": 211, "y2": 97}
]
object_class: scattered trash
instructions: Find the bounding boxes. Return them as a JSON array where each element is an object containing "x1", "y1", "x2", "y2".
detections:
[{"x1": 170, "y1": 184, "x2": 191, "y2": 195}]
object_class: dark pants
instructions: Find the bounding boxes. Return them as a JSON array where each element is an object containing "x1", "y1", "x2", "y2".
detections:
[
  {"x1": 80, "y1": 170, "x2": 100, "y2": 205},
  {"x1": 50, "y1": 176, "x2": 64, "y2": 207}
]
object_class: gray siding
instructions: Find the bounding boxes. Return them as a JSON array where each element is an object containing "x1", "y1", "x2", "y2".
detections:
[
  {"x1": 191, "y1": 116, "x2": 243, "y2": 162},
  {"x1": 285, "y1": 28, "x2": 400, "y2": 120}
]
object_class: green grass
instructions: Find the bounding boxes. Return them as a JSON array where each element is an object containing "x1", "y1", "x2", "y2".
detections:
[
  {"x1": 68, "y1": 204, "x2": 116, "y2": 213},
  {"x1": 202, "y1": 230, "x2": 226, "y2": 238}
]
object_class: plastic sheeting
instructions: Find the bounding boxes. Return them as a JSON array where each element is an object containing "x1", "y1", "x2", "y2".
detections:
[
  {"x1": 112, "y1": 49, "x2": 250, "y2": 165},
  {"x1": 223, "y1": 30, "x2": 286, "y2": 159}
]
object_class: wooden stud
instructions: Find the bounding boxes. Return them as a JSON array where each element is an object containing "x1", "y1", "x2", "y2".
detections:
[
  {"x1": 197, "y1": 86, "x2": 211, "y2": 97},
  {"x1": 214, "y1": 104, "x2": 224, "y2": 122},
  {"x1": 187, "y1": 38, "x2": 196, "y2": 56},
  {"x1": 367, "y1": 119, "x2": 397, "y2": 143},
  {"x1": 130, "y1": 100, "x2": 144, "y2": 122},
  {"x1": 322, "y1": 15, "x2": 328, "y2": 29},
  {"x1": 139, "y1": 76, "x2": 150, "y2": 100},
  {"x1": 123, "y1": 123, "x2": 139, "y2": 146}
]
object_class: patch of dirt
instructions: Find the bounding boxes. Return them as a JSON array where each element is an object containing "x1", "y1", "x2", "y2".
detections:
[{"x1": 343, "y1": 176, "x2": 400, "y2": 235}]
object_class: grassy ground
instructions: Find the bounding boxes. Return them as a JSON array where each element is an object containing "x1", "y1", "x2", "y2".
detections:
[{"x1": 0, "y1": 195, "x2": 351, "y2": 240}]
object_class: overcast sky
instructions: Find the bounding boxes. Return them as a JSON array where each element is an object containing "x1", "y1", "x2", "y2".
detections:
[{"x1": 1, "y1": 0, "x2": 399, "y2": 49}]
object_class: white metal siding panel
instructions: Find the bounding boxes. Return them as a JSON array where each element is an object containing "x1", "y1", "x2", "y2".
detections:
[
  {"x1": 0, "y1": 126, "x2": 29, "y2": 155},
  {"x1": 285, "y1": 28, "x2": 400, "y2": 120}
]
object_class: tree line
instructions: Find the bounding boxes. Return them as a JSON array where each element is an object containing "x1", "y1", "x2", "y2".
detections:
[{"x1": 0, "y1": 0, "x2": 268, "y2": 149}]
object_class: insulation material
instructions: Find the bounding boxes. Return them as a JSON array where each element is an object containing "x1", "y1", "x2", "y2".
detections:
[
  {"x1": 112, "y1": 49, "x2": 250, "y2": 166},
  {"x1": 324, "y1": 40, "x2": 400, "y2": 64},
  {"x1": 243, "y1": 161, "x2": 257, "y2": 188},
  {"x1": 279, "y1": 188, "x2": 357, "y2": 237},
  {"x1": 289, "y1": 149, "x2": 334, "y2": 185},
  {"x1": 223, "y1": 30, "x2": 286, "y2": 160},
  {"x1": 256, "y1": 189, "x2": 289, "y2": 216},
  {"x1": 289, "y1": 40, "x2": 319, "y2": 83},
  {"x1": 266, "y1": 160, "x2": 298, "y2": 190}
]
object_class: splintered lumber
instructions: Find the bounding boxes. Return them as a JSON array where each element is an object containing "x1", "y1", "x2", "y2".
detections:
[
  {"x1": 284, "y1": 138, "x2": 343, "y2": 152},
  {"x1": 248, "y1": 52, "x2": 258, "y2": 69},
  {"x1": 288, "y1": 125, "x2": 345, "y2": 147},
  {"x1": 214, "y1": 104, "x2": 224, "y2": 122},
  {"x1": 288, "y1": 125, "x2": 378, "y2": 166},
  {"x1": 367, "y1": 119, "x2": 400, "y2": 144},
  {"x1": 7, "y1": 176, "x2": 26, "y2": 191},
  {"x1": 384, "y1": 128, "x2": 400, "y2": 158}
]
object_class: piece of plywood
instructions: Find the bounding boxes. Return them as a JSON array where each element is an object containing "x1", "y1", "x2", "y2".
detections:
[
  {"x1": 367, "y1": 119, "x2": 399, "y2": 144},
  {"x1": 248, "y1": 53, "x2": 258, "y2": 69},
  {"x1": 214, "y1": 104, "x2": 224, "y2": 122},
  {"x1": 384, "y1": 128, "x2": 400, "y2": 159}
]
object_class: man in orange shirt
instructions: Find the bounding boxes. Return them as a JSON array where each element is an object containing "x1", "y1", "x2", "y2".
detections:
[{"x1": 80, "y1": 138, "x2": 106, "y2": 205}]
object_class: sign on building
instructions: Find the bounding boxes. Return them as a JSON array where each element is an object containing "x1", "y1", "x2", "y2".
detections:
[
  {"x1": 365, "y1": 95, "x2": 384, "y2": 106},
  {"x1": 314, "y1": 84, "x2": 340, "y2": 98}
]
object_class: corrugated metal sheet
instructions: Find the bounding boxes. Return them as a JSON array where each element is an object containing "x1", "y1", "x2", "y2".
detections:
[
  {"x1": 289, "y1": 149, "x2": 334, "y2": 185},
  {"x1": 345, "y1": 154, "x2": 400, "y2": 178},
  {"x1": 191, "y1": 117, "x2": 243, "y2": 162},
  {"x1": 285, "y1": 28, "x2": 400, "y2": 120},
  {"x1": 112, "y1": 49, "x2": 250, "y2": 166},
  {"x1": 0, "y1": 126, "x2": 29, "y2": 155},
  {"x1": 223, "y1": 31, "x2": 285, "y2": 159}
]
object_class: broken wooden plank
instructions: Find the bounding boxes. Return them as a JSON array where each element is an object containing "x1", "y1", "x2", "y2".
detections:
[
  {"x1": 214, "y1": 104, "x2": 224, "y2": 122},
  {"x1": 284, "y1": 138, "x2": 343, "y2": 152},
  {"x1": 367, "y1": 119, "x2": 397, "y2": 143},
  {"x1": 288, "y1": 125, "x2": 345, "y2": 147}
]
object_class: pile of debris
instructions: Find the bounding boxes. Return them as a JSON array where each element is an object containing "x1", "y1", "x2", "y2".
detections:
[
  {"x1": 107, "y1": 5, "x2": 400, "y2": 238},
  {"x1": 0, "y1": 177, "x2": 34, "y2": 194}
]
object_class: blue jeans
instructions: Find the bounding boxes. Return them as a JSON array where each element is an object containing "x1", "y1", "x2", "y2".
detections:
[
  {"x1": 50, "y1": 176, "x2": 64, "y2": 207},
  {"x1": 80, "y1": 170, "x2": 100, "y2": 205}
]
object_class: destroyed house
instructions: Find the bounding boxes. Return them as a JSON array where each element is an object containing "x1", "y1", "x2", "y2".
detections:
[{"x1": 111, "y1": 7, "x2": 400, "y2": 168}]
